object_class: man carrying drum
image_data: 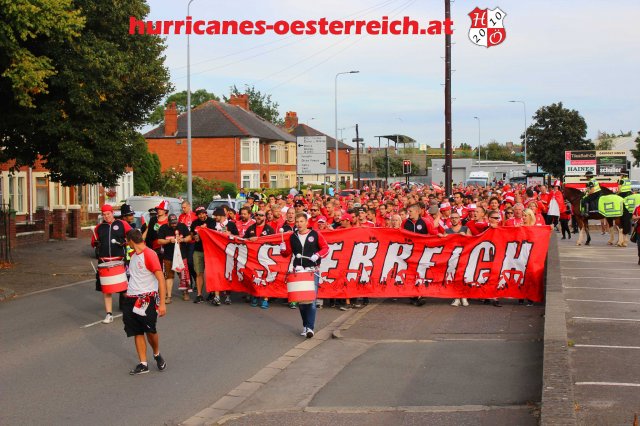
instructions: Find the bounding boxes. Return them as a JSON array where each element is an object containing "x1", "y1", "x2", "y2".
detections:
[
  {"x1": 91, "y1": 204, "x2": 132, "y2": 324},
  {"x1": 279, "y1": 213, "x2": 329, "y2": 338}
]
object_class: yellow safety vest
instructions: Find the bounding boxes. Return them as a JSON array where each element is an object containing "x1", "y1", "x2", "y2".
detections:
[
  {"x1": 618, "y1": 177, "x2": 631, "y2": 194},
  {"x1": 624, "y1": 193, "x2": 640, "y2": 213},
  {"x1": 589, "y1": 177, "x2": 600, "y2": 192},
  {"x1": 598, "y1": 194, "x2": 624, "y2": 217}
]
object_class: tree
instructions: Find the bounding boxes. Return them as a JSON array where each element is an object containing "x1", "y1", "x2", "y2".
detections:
[
  {"x1": 458, "y1": 143, "x2": 472, "y2": 151},
  {"x1": 631, "y1": 132, "x2": 640, "y2": 167},
  {"x1": 373, "y1": 156, "x2": 403, "y2": 177},
  {"x1": 0, "y1": 0, "x2": 84, "y2": 108},
  {"x1": 595, "y1": 134, "x2": 614, "y2": 150},
  {"x1": 525, "y1": 102, "x2": 593, "y2": 177},
  {"x1": 0, "y1": 0, "x2": 172, "y2": 187},
  {"x1": 132, "y1": 136, "x2": 161, "y2": 195},
  {"x1": 147, "y1": 89, "x2": 219, "y2": 125},
  {"x1": 224, "y1": 84, "x2": 283, "y2": 126},
  {"x1": 479, "y1": 140, "x2": 520, "y2": 162}
]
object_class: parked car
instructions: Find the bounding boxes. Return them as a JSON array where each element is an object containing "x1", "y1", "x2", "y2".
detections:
[
  {"x1": 206, "y1": 197, "x2": 244, "y2": 217},
  {"x1": 126, "y1": 196, "x2": 182, "y2": 229},
  {"x1": 631, "y1": 180, "x2": 640, "y2": 192}
]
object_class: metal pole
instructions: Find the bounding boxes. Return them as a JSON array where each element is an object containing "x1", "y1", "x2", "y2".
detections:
[
  {"x1": 474, "y1": 116, "x2": 480, "y2": 168},
  {"x1": 355, "y1": 124, "x2": 361, "y2": 189},
  {"x1": 187, "y1": 0, "x2": 195, "y2": 205},
  {"x1": 444, "y1": 0, "x2": 453, "y2": 195},
  {"x1": 334, "y1": 71, "x2": 359, "y2": 192}
]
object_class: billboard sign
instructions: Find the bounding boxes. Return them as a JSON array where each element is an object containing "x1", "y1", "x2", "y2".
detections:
[{"x1": 565, "y1": 150, "x2": 626, "y2": 176}]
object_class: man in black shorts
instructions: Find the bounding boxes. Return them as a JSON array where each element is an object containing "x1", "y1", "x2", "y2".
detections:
[{"x1": 123, "y1": 229, "x2": 167, "y2": 375}]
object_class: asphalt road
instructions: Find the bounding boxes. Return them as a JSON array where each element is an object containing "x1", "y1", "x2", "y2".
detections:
[
  {"x1": 559, "y1": 233, "x2": 640, "y2": 425},
  {"x1": 0, "y1": 284, "x2": 341, "y2": 425}
]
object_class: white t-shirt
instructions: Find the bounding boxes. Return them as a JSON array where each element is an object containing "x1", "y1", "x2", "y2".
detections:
[{"x1": 127, "y1": 247, "x2": 162, "y2": 296}]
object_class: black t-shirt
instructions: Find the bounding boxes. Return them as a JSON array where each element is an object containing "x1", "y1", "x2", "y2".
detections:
[
  {"x1": 190, "y1": 217, "x2": 217, "y2": 252},
  {"x1": 158, "y1": 223, "x2": 190, "y2": 260}
]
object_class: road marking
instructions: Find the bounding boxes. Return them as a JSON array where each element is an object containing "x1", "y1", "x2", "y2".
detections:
[
  {"x1": 562, "y1": 276, "x2": 640, "y2": 280},
  {"x1": 20, "y1": 279, "x2": 94, "y2": 298},
  {"x1": 572, "y1": 316, "x2": 640, "y2": 322},
  {"x1": 561, "y1": 268, "x2": 640, "y2": 271},
  {"x1": 564, "y1": 286, "x2": 640, "y2": 291},
  {"x1": 567, "y1": 299, "x2": 640, "y2": 305},
  {"x1": 560, "y1": 259, "x2": 635, "y2": 263},
  {"x1": 576, "y1": 382, "x2": 640, "y2": 387},
  {"x1": 82, "y1": 314, "x2": 123, "y2": 328},
  {"x1": 574, "y1": 344, "x2": 640, "y2": 350}
]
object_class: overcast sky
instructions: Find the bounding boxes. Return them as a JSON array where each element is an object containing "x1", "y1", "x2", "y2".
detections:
[{"x1": 145, "y1": 0, "x2": 640, "y2": 150}]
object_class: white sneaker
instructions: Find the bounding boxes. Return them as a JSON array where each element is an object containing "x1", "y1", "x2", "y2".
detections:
[
  {"x1": 451, "y1": 299, "x2": 461, "y2": 307},
  {"x1": 300, "y1": 327, "x2": 308, "y2": 336},
  {"x1": 461, "y1": 298, "x2": 469, "y2": 307},
  {"x1": 102, "y1": 313, "x2": 113, "y2": 324},
  {"x1": 306, "y1": 328, "x2": 314, "y2": 338}
]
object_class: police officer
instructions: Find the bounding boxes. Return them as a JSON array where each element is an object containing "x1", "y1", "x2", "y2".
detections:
[
  {"x1": 582, "y1": 170, "x2": 601, "y2": 214},
  {"x1": 618, "y1": 172, "x2": 632, "y2": 198}
]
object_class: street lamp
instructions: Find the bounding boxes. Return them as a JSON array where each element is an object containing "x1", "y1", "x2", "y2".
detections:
[
  {"x1": 186, "y1": 0, "x2": 197, "y2": 204},
  {"x1": 508, "y1": 100, "x2": 527, "y2": 166},
  {"x1": 334, "y1": 71, "x2": 359, "y2": 190},
  {"x1": 473, "y1": 116, "x2": 481, "y2": 168}
]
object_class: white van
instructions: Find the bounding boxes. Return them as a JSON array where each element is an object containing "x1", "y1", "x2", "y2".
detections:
[
  {"x1": 126, "y1": 196, "x2": 183, "y2": 228},
  {"x1": 465, "y1": 171, "x2": 490, "y2": 187}
]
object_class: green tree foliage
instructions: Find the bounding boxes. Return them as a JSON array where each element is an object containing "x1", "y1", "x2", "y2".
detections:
[
  {"x1": 156, "y1": 168, "x2": 237, "y2": 206},
  {"x1": 224, "y1": 84, "x2": 283, "y2": 126},
  {"x1": 631, "y1": 132, "x2": 640, "y2": 167},
  {"x1": 132, "y1": 137, "x2": 161, "y2": 195},
  {"x1": 525, "y1": 102, "x2": 594, "y2": 177},
  {"x1": 595, "y1": 134, "x2": 614, "y2": 150},
  {"x1": 458, "y1": 143, "x2": 472, "y2": 151},
  {"x1": 0, "y1": 0, "x2": 85, "y2": 108},
  {"x1": 479, "y1": 140, "x2": 521, "y2": 162},
  {"x1": 0, "y1": 0, "x2": 172, "y2": 187},
  {"x1": 147, "y1": 89, "x2": 219, "y2": 125},
  {"x1": 373, "y1": 156, "x2": 403, "y2": 177}
]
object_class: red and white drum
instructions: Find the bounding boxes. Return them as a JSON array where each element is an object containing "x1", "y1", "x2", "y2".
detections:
[
  {"x1": 286, "y1": 271, "x2": 316, "y2": 303},
  {"x1": 98, "y1": 261, "x2": 128, "y2": 293}
]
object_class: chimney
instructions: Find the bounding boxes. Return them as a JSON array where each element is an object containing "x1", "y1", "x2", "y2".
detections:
[
  {"x1": 229, "y1": 94, "x2": 250, "y2": 111},
  {"x1": 284, "y1": 111, "x2": 298, "y2": 130},
  {"x1": 164, "y1": 102, "x2": 178, "y2": 136}
]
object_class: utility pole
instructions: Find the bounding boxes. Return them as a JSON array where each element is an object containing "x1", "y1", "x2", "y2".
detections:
[
  {"x1": 444, "y1": 0, "x2": 453, "y2": 196},
  {"x1": 353, "y1": 124, "x2": 364, "y2": 190}
]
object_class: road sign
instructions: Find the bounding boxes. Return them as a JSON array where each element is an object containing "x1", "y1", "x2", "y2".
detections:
[
  {"x1": 296, "y1": 136, "x2": 327, "y2": 175},
  {"x1": 565, "y1": 150, "x2": 627, "y2": 176}
]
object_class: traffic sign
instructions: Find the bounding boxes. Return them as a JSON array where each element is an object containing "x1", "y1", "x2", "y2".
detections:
[{"x1": 296, "y1": 136, "x2": 327, "y2": 175}]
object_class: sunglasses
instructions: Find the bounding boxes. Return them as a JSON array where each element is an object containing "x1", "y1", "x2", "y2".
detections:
[
  {"x1": 255, "y1": 213, "x2": 266, "y2": 217},
  {"x1": 505, "y1": 211, "x2": 514, "y2": 215},
  {"x1": 489, "y1": 216, "x2": 501, "y2": 220},
  {"x1": 310, "y1": 208, "x2": 319, "y2": 211}
]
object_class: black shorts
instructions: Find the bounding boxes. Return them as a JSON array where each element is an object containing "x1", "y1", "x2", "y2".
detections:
[{"x1": 122, "y1": 296, "x2": 158, "y2": 337}]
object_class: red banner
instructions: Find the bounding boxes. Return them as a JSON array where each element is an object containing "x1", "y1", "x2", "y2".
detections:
[{"x1": 199, "y1": 227, "x2": 550, "y2": 302}]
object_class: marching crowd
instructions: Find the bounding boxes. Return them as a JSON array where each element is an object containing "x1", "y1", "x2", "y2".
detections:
[{"x1": 91, "y1": 178, "x2": 640, "y2": 373}]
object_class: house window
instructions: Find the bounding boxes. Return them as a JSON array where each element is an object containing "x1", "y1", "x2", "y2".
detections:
[
  {"x1": 270, "y1": 146, "x2": 278, "y2": 164},
  {"x1": 270, "y1": 175, "x2": 278, "y2": 188},
  {"x1": 36, "y1": 177, "x2": 48, "y2": 209},
  {"x1": 241, "y1": 138, "x2": 260, "y2": 164},
  {"x1": 17, "y1": 177, "x2": 25, "y2": 212},
  {"x1": 8, "y1": 175, "x2": 15, "y2": 211},
  {"x1": 241, "y1": 171, "x2": 259, "y2": 189}
]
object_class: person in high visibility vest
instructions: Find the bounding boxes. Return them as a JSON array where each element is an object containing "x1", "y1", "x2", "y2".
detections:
[
  {"x1": 618, "y1": 172, "x2": 632, "y2": 198},
  {"x1": 582, "y1": 170, "x2": 601, "y2": 215}
]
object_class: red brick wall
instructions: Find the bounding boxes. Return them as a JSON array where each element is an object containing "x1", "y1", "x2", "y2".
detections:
[
  {"x1": 147, "y1": 137, "x2": 297, "y2": 187},
  {"x1": 326, "y1": 149, "x2": 352, "y2": 172}
]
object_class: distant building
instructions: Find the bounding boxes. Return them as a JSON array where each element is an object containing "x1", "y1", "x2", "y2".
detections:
[{"x1": 145, "y1": 95, "x2": 297, "y2": 189}]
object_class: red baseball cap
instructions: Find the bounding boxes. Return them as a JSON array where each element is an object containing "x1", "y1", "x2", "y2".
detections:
[
  {"x1": 340, "y1": 213, "x2": 353, "y2": 221},
  {"x1": 101, "y1": 204, "x2": 113, "y2": 213}
]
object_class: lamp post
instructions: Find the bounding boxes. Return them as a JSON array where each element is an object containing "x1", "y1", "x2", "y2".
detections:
[
  {"x1": 334, "y1": 71, "x2": 359, "y2": 190},
  {"x1": 186, "y1": 0, "x2": 197, "y2": 204},
  {"x1": 473, "y1": 116, "x2": 481, "y2": 168},
  {"x1": 508, "y1": 100, "x2": 527, "y2": 166}
]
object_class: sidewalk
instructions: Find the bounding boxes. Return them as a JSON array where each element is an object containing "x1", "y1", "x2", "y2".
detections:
[{"x1": 0, "y1": 236, "x2": 95, "y2": 299}]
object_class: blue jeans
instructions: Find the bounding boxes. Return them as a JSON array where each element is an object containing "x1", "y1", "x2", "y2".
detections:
[{"x1": 299, "y1": 272, "x2": 319, "y2": 331}]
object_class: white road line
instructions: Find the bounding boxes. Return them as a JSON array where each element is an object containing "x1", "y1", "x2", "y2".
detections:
[
  {"x1": 82, "y1": 314, "x2": 123, "y2": 328},
  {"x1": 559, "y1": 259, "x2": 635, "y2": 263},
  {"x1": 20, "y1": 279, "x2": 94, "y2": 297},
  {"x1": 562, "y1": 276, "x2": 640, "y2": 280},
  {"x1": 564, "y1": 286, "x2": 640, "y2": 291},
  {"x1": 574, "y1": 344, "x2": 640, "y2": 350},
  {"x1": 572, "y1": 316, "x2": 640, "y2": 322},
  {"x1": 561, "y1": 268, "x2": 640, "y2": 271},
  {"x1": 567, "y1": 299, "x2": 640, "y2": 305},
  {"x1": 576, "y1": 382, "x2": 640, "y2": 387}
]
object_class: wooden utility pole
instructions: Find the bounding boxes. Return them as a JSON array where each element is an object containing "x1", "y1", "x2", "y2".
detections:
[
  {"x1": 353, "y1": 124, "x2": 364, "y2": 190},
  {"x1": 444, "y1": 0, "x2": 453, "y2": 195}
]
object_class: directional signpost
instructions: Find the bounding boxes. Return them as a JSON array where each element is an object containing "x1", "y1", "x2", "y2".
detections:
[{"x1": 296, "y1": 136, "x2": 327, "y2": 175}]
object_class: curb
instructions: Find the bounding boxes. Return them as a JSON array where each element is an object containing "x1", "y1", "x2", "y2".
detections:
[{"x1": 540, "y1": 232, "x2": 577, "y2": 425}]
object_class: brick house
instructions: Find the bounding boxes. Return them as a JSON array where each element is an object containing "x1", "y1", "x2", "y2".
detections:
[
  {"x1": 283, "y1": 111, "x2": 354, "y2": 186},
  {"x1": 144, "y1": 95, "x2": 297, "y2": 189}
]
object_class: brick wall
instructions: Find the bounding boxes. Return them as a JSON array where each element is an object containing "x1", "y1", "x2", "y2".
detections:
[{"x1": 51, "y1": 206, "x2": 67, "y2": 240}]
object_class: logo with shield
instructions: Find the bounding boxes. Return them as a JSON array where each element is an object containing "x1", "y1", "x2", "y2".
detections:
[{"x1": 468, "y1": 7, "x2": 506, "y2": 48}]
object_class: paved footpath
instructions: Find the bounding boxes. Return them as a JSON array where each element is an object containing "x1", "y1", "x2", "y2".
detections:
[{"x1": 558, "y1": 232, "x2": 640, "y2": 424}]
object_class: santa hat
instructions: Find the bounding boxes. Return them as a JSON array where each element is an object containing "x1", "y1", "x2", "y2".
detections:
[
  {"x1": 439, "y1": 202, "x2": 451, "y2": 212},
  {"x1": 553, "y1": 179, "x2": 562, "y2": 187}
]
